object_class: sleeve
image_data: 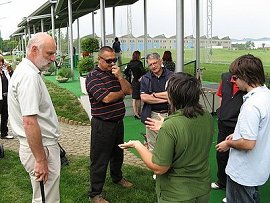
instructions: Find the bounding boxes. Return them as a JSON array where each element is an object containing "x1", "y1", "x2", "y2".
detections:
[
  {"x1": 124, "y1": 64, "x2": 131, "y2": 77},
  {"x1": 86, "y1": 72, "x2": 110, "y2": 102},
  {"x1": 235, "y1": 104, "x2": 260, "y2": 140},
  {"x1": 152, "y1": 126, "x2": 174, "y2": 166},
  {"x1": 140, "y1": 61, "x2": 146, "y2": 75},
  {"x1": 216, "y1": 82, "x2": 223, "y2": 97},
  {"x1": 140, "y1": 75, "x2": 150, "y2": 94},
  {"x1": 17, "y1": 74, "x2": 41, "y2": 116}
]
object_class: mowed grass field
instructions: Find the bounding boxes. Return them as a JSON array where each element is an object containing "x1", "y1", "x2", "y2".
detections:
[{"x1": 122, "y1": 48, "x2": 270, "y2": 83}]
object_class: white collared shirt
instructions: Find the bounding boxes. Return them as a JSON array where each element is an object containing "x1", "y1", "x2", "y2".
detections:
[
  {"x1": 226, "y1": 85, "x2": 270, "y2": 186},
  {"x1": 8, "y1": 58, "x2": 59, "y2": 146}
]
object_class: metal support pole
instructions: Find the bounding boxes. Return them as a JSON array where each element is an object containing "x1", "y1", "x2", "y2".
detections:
[
  {"x1": 41, "y1": 19, "x2": 44, "y2": 32},
  {"x1": 100, "y1": 0, "x2": 106, "y2": 46},
  {"x1": 51, "y1": 3, "x2": 55, "y2": 38},
  {"x1": 92, "y1": 12, "x2": 95, "y2": 37},
  {"x1": 176, "y1": 0, "x2": 184, "y2": 72},
  {"x1": 143, "y1": 0, "x2": 147, "y2": 62},
  {"x1": 77, "y1": 18, "x2": 81, "y2": 59},
  {"x1": 196, "y1": 0, "x2": 200, "y2": 74},
  {"x1": 67, "y1": 0, "x2": 74, "y2": 79},
  {"x1": 112, "y1": 6, "x2": 116, "y2": 39}
]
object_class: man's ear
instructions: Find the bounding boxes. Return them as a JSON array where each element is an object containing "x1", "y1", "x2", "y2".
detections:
[{"x1": 32, "y1": 45, "x2": 38, "y2": 53}]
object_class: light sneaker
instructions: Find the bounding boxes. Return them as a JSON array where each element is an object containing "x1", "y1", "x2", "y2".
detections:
[
  {"x1": 222, "y1": 197, "x2": 227, "y2": 203},
  {"x1": 211, "y1": 182, "x2": 224, "y2": 190},
  {"x1": 1, "y1": 135, "x2": 14, "y2": 139},
  {"x1": 153, "y1": 174, "x2": 156, "y2": 180}
]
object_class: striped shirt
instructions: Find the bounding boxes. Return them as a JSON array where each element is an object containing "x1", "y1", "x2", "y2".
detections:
[{"x1": 86, "y1": 67, "x2": 125, "y2": 122}]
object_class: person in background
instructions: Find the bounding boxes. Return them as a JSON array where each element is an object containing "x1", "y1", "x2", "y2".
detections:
[
  {"x1": 0, "y1": 57, "x2": 13, "y2": 139},
  {"x1": 140, "y1": 52, "x2": 172, "y2": 151},
  {"x1": 112, "y1": 37, "x2": 122, "y2": 67},
  {"x1": 211, "y1": 71, "x2": 245, "y2": 203},
  {"x1": 124, "y1": 50, "x2": 145, "y2": 119},
  {"x1": 86, "y1": 46, "x2": 133, "y2": 203},
  {"x1": 162, "y1": 51, "x2": 175, "y2": 72},
  {"x1": 216, "y1": 54, "x2": 270, "y2": 203},
  {"x1": 120, "y1": 72, "x2": 214, "y2": 203},
  {"x1": 8, "y1": 32, "x2": 61, "y2": 203}
]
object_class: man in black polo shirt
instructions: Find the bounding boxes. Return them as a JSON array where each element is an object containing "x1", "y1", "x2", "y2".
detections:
[
  {"x1": 140, "y1": 53, "x2": 173, "y2": 151},
  {"x1": 86, "y1": 46, "x2": 133, "y2": 203}
]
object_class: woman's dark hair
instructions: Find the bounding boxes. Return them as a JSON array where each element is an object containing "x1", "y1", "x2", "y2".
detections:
[
  {"x1": 162, "y1": 51, "x2": 173, "y2": 62},
  {"x1": 131, "y1": 50, "x2": 141, "y2": 61},
  {"x1": 229, "y1": 54, "x2": 265, "y2": 87},
  {"x1": 166, "y1": 72, "x2": 204, "y2": 118}
]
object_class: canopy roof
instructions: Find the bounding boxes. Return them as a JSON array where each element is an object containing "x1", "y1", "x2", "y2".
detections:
[{"x1": 11, "y1": 0, "x2": 139, "y2": 37}]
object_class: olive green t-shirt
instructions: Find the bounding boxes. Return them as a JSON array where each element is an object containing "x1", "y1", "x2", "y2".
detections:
[{"x1": 152, "y1": 110, "x2": 213, "y2": 202}]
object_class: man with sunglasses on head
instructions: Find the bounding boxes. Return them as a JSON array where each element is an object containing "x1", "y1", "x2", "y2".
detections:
[
  {"x1": 140, "y1": 53, "x2": 173, "y2": 151},
  {"x1": 86, "y1": 46, "x2": 133, "y2": 203},
  {"x1": 216, "y1": 54, "x2": 270, "y2": 203}
]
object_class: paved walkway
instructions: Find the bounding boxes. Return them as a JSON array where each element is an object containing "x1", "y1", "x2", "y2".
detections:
[{"x1": 1, "y1": 121, "x2": 146, "y2": 169}]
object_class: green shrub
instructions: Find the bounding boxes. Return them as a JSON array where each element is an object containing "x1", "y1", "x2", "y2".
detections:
[
  {"x1": 57, "y1": 67, "x2": 73, "y2": 79},
  {"x1": 77, "y1": 57, "x2": 95, "y2": 76},
  {"x1": 81, "y1": 37, "x2": 99, "y2": 53}
]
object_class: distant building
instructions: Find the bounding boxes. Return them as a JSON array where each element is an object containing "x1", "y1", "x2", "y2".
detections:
[{"x1": 94, "y1": 34, "x2": 232, "y2": 50}]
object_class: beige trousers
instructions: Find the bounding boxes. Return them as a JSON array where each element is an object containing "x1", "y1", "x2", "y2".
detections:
[
  {"x1": 19, "y1": 144, "x2": 61, "y2": 203},
  {"x1": 145, "y1": 111, "x2": 168, "y2": 151}
]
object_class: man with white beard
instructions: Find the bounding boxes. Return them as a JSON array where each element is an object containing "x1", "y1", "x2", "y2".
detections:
[{"x1": 8, "y1": 32, "x2": 61, "y2": 203}]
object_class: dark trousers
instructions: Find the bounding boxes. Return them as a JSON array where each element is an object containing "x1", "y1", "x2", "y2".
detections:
[
  {"x1": 226, "y1": 176, "x2": 260, "y2": 203},
  {"x1": 0, "y1": 95, "x2": 8, "y2": 137},
  {"x1": 216, "y1": 120, "x2": 235, "y2": 188},
  {"x1": 90, "y1": 117, "x2": 124, "y2": 198}
]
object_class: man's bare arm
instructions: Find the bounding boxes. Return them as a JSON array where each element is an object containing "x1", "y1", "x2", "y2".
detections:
[
  {"x1": 141, "y1": 93, "x2": 167, "y2": 104},
  {"x1": 23, "y1": 115, "x2": 48, "y2": 182}
]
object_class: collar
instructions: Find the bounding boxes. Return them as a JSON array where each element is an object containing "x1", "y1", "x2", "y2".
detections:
[
  {"x1": 22, "y1": 58, "x2": 41, "y2": 75},
  {"x1": 243, "y1": 85, "x2": 266, "y2": 102},
  {"x1": 150, "y1": 68, "x2": 165, "y2": 78}
]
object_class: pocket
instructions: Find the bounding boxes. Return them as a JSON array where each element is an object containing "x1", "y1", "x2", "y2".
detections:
[{"x1": 19, "y1": 146, "x2": 35, "y2": 173}]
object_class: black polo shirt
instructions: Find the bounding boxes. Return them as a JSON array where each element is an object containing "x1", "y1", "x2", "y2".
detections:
[
  {"x1": 141, "y1": 68, "x2": 171, "y2": 112},
  {"x1": 86, "y1": 67, "x2": 125, "y2": 122}
]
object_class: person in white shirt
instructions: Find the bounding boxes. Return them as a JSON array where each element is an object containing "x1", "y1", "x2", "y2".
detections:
[
  {"x1": 216, "y1": 54, "x2": 270, "y2": 203},
  {"x1": 8, "y1": 32, "x2": 61, "y2": 203}
]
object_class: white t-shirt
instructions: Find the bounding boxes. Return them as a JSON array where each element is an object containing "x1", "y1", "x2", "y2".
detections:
[
  {"x1": 8, "y1": 58, "x2": 59, "y2": 146},
  {"x1": 226, "y1": 86, "x2": 270, "y2": 186}
]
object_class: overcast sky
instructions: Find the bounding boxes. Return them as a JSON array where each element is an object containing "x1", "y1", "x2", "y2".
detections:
[{"x1": 0, "y1": 0, "x2": 269, "y2": 40}]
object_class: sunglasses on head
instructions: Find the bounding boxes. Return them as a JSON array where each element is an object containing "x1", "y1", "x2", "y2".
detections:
[
  {"x1": 100, "y1": 56, "x2": 118, "y2": 64},
  {"x1": 232, "y1": 75, "x2": 239, "y2": 81}
]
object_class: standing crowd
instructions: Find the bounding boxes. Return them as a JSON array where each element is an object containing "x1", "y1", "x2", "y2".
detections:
[{"x1": 2, "y1": 32, "x2": 270, "y2": 203}]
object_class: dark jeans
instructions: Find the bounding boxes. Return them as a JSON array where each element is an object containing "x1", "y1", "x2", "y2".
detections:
[
  {"x1": 226, "y1": 176, "x2": 260, "y2": 203},
  {"x1": 216, "y1": 120, "x2": 234, "y2": 188},
  {"x1": 89, "y1": 117, "x2": 124, "y2": 198},
  {"x1": 0, "y1": 95, "x2": 8, "y2": 137}
]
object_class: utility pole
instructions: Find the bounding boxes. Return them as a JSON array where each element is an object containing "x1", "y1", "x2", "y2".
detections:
[{"x1": 206, "y1": 0, "x2": 213, "y2": 63}]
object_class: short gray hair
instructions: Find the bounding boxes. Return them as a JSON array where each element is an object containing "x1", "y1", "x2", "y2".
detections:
[
  {"x1": 26, "y1": 32, "x2": 52, "y2": 56},
  {"x1": 146, "y1": 52, "x2": 160, "y2": 62}
]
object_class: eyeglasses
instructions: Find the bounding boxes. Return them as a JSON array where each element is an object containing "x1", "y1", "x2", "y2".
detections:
[
  {"x1": 148, "y1": 61, "x2": 159, "y2": 67},
  {"x1": 99, "y1": 56, "x2": 117, "y2": 64},
  {"x1": 232, "y1": 75, "x2": 239, "y2": 81}
]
